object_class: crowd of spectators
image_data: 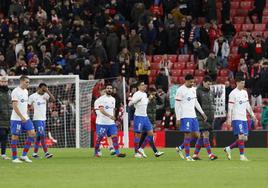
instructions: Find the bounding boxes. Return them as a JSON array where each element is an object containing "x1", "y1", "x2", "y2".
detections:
[{"x1": 0, "y1": 0, "x2": 268, "y2": 131}]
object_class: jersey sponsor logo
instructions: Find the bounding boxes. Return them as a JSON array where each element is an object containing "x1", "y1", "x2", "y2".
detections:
[{"x1": 37, "y1": 101, "x2": 46, "y2": 106}]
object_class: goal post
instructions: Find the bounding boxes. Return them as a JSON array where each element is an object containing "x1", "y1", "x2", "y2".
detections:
[{"x1": 8, "y1": 75, "x2": 97, "y2": 148}]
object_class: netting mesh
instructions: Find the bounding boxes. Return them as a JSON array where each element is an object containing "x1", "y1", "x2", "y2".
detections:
[{"x1": 8, "y1": 76, "x2": 97, "y2": 148}]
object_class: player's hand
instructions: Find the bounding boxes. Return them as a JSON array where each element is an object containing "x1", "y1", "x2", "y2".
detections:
[
  {"x1": 202, "y1": 113, "x2": 207, "y2": 122},
  {"x1": 176, "y1": 120, "x2": 181, "y2": 129},
  {"x1": 43, "y1": 86, "x2": 49, "y2": 92},
  {"x1": 226, "y1": 117, "x2": 231, "y2": 126},
  {"x1": 253, "y1": 116, "x2": 258, "y2": 126},
  {"x1": 109, "y1": 115, "x2": 116, "y2": 121},
  {"x1": 21, "y1": 116, "x2": 27, "y2": 123}
]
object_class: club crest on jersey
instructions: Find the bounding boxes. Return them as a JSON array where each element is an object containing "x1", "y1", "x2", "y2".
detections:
[
  {"x1": 21, "y1": 99, "x2": 25, "y2": 103},
  {"x1": 105, "y1": 106, "x2": 109, "y2": 109},
  {"x1": 187, "y1": 97, "x2": 191, "y2": 101},
  {"x1": 239, "y1": 101, "x2": 242, "y2": 104}
]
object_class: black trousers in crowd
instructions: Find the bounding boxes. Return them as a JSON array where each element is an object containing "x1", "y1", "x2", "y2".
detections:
[{"x1": 0, "y1": 128, "x2": 9, "y2": 155}]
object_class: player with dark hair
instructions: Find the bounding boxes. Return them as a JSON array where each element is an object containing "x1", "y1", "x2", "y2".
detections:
[
  {"x1": 224, "y1": 76, "x2": 257, "y2": 161},
  {"x1": 94, "y1": 83, "x2": 126, "y2": 157},
  {"x1": 129, "y1": 81, "x2": 164, "y2": 158},
  {"x1": 174, "y1": 74, "x2": 207, "y2": 161},
  {"x1": 10, "y1": 75, "x2": 35, "y2": 163},
  {"x1": 29, "y1": 83, "x2": 56, "y2": 159},
  {"x1": 192, "y1": 76, "x2": 218, "y2": 160}
]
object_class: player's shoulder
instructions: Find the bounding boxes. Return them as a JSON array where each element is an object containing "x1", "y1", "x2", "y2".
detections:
[{"x1": 29, "y1": 92, "x2": 37, "y2": 98}]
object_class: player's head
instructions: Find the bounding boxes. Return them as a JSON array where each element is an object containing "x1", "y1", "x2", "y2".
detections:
[
  {"x1": 105, "y1": 83, "x2": 113, "y2": 96},
  {"x1": 235, "y1": 76, "x2": 245, "y2": 90},
  {"x1": 184, "y1": 74, "x2": 194, "y2": 88},
  {"x1": 202, "y1": 75, "x2": 212, "y2": 89},
  {"x1": 0, "y1": 76, "x2": 8, "y2": 87},
  {"x1": 19, "y1": 75, "x2": 30, "y2": 89},
  {"x1": 37, "y1": 83, "x2": 47, "y2": 95},
  {"x1": 137, "y1": 81, "x2": 146, "y2": 92}
]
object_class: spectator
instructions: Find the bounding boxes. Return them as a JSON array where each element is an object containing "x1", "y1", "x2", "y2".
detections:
[
  {"x1": 147, "y1": 87, "x2": 158, "y2": 129},
  {"x1": 193, "y1": 41, "x2": 209, "y2": 70},
  {"x1": 135, "y1": 52, "x2": 150, "y2": 84},
  {"x1": 0, "y1": 76, "x2": 11, "y2": 160},
  {"x1": 248, "y1": 0, "x2": 266, "y2": 24},
  {"x1": 178, "y1": 19, "x2": 189, "y2": 54},
  {"x1": 205, "y1": 51, "x2": 218, "y2": 81},
  {"x1": 155, "y1": 68, "x2": 169, "y2": 93},
  {"x1": 128, "y1": 28, "x2": 142, "y2": 57},
  {"x1": 250, "y1": 35, "x2": 266, "y2": 62},
  {"x1": 221, "y1": 19, "x2": 236, "y2": 44},
  {"x1": 156, "y1": 87, "x2": 166, "y2": 120},
  {"x1": 213, "y1": 36, "x2": 230, "y2": 68},
  {"x1": 261, "y1": 100, "x2": 268, "y2": 130},
  {"x1": 154, "y1": 24, "x2": 168, "y2": 54},
  {"x1": 260, "y1": 61, "x2": 268, "y2": 98},
  {"x1": 205, "y1": 0, "x2": 217, "y2": 22},
  {"x1": 238, "y1": 36, "x2": 250, "y2": 61},
  {"x1": 250, "y1": 61, "x2": 262, "y2": 107},
  {"x1": 161, "y1": 108, "x2": 176, "y2": 130},
  {"x1": 167, "y1": 22, "x2": 179, "y2": 54},
  {"x1": 221, "y1": 0, "x2": 230, "y2": 24}
]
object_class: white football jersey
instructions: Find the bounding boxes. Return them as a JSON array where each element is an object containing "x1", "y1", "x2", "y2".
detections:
[
  {"x1": 228, "y1": 88, "x2": 249, "y2": 121},
  {"x1": 94, "y1": 95, "x2": 116, "y2": 125},
  {"x1": 28, "y1": 92, "x2": 50, "y2": 121},
  {"x1": 11, "y1": 87, "x2": 29, "y2": 121},
  {"x1": 130, "y1": 91, "x2": 148, "y2": 116},
  {"x1": 175, "y1": 85, "x2": 197, "y2": 119}
]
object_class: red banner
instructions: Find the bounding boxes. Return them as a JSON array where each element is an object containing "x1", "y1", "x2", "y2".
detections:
[{"x1": 94, "y1": 131, "x2": 166, "y2": 148}]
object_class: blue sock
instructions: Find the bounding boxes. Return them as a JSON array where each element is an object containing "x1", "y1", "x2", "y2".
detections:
[
  {"x1": 22, "y1": 137, "x2": 34, "y2": 156},
  {"x1": 11, "y1": 140, "x2": 18, "y2": 160},
  {"x1": 134, "y1": 137, "x2": 140, "y2": 153},
  {"x1": 179, "y1": 138, "x2": 197, "y2": 150}
]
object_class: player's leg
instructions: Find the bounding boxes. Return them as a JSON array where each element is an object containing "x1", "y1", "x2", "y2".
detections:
[
  {"x1": 177, "y1": 118, "x2": 191, "y2": 160},
  {"x1": 0, "y1": 128, "x2": 10, "y2": 160},
  {"x1": 107, "y1": 136, "x2": 115, "y2": 155},
  {"x1": 39, "y1": 121, "x2": 53, "y2": 158},
  {"x1": 202, "y1": 131, "x2": 217, "y2": 160},
  {"x1": 21, "y1": 120, "x2": 35, "y2": 163},
  {"x1": 238, "y1": 121, "x2": 249, "y2": 161},
  {"x1": 139, "y1": 132, "x2": 148, "y2": 149},
  {"x1": 144, "y1": 117, "x2": 164, "y2": 157},
  {"x1": 10, "y1": 121, "x2": 22, "y2": 163},
  {"x1": 109, "y1": 125, "x2": 126, "y2": 157},
  {"x1": 32, "y1": 121, "x2": 41, "y2": 158},
  {"x1": 133, "y1": 116, "x2": 143, "y2": 157},
  {"x1": 193, "y1": 132, "x2": 203, "y2": 160},
  {"x1": 94, "y1": 125, "x2": 107, "y2": 157}
]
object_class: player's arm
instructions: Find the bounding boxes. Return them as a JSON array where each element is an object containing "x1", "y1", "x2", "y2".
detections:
[
  {"x1": 245, "y1": 94, "x2": 257, "y2": 124},
  {"x1": 12, "y1": 101, "x2": 27, "y2": 122},
  {"x1": 195, "y1": 98, "x2": 207, "y2": 121},
  {"x1": 44, "y1": 87, "x2": 56, "y2": 102},
  {"x1": 128, "y1": 93, "x2": 142, "y2": 106},
  {"x1": 174, "y1": 89, "x2": 182, "y2": 127},
  {"x1": 227, "y1": 93, "x2": 235, "y2": 125},
  {"x1": 99, "y1": 106, "x2": 116, "y2": 121}
]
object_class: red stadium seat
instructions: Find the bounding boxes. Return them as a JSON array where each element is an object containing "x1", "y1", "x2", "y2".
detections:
[
  {"x1": 150, "y1": 63, "x2": 160, "y2": 70},
  {"x1": 173, "y1": 62, "x2": 185, "y2": 69},
  {"x1": 252, "y1": 31, "x2": 263, "y2": 38},
  {"x1": 234, "y1": 17, "x2": 245, "y2": 24},
  {"x1": 150, "y1": 69, "x2": 158, "y2": 77},
  {"x1": 171, "y1": 70, "x2": 182, "y2": 77},
  {"x1": 182, "y1": 69, "x2": 194, "y2": 76},
  {"x1": 194, "y1": 69, "x2": 205, "y2": 77},
  {"x1": 231, "y1": 1, "x2": 239, "y2": 9},
  {"x1": 216, "y1": 76, "x2": 228, "y2": 84},
  {"x1": 264, "y1": 9, "x2": 268, "y2": 16},
  {"x1": 178, "y1": 55, "x2": 189, "y2": 62},
  {"x1": 231, "y1": 47, "x2": 238, "y2": 54},
  {"x1": 263, "y1": 31, "x2": 268, "y2": 38},
  {"x1": 178, "y1": 76, "x2": 185, "y2": 84},
  {"x1": 195, "y1": 76, "x2": 203, "y2": 84},
  {"x1": 186, "y1": 62, "x2": 196, "y2": 69},
  {"x1": 146, "y1": 55, "x2": 152, "y2": 62},
  {"x1": 254, "y1": 24, "x2": 266, "y2": 31},
  {"x1": 230, "y1": 9, "x2": 237, "y2": 17},
  {"x1": 236, "y1": 9, "x2": 249, "y2": 17},
  {"x1": 263, "y1": 16, "x2": 268, "y2": 24},
  {"x1": 171, "y1": 76, "x2": 178, "y2": 84},
  {"x1": 167, "y1": 55, "x2": 177, "y2": 63},
  {"x1": 219, "y1": 69, "x2": 230, "y2": 77},
  {"x1": 149, "y1": 76, "x2": 156, "y2": 84},
  {"x1": 234, "y1": 24, "x2": 242, "y2": 32},
  {"x1": 216, "y1": 2, "x2": 222, "y2": 9},
  {"x1": 240, "y1": 1, "x2": 252, "y2": 9},
  {"x1": 153, "y1": 55, "x2": 162, "y2": 63},
  {"x1": 242, "y1": 24, "x2": 254, "y2": 31},
  {"x1": 253, "y1": 106, "x2": 263, "y2": 113}
]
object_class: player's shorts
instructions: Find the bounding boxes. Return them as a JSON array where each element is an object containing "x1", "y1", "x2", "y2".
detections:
[
  {"x1": 33, "y1": 120, "x2": 46, "y2": 136},
  {"x1": 180, "y1": 118, "x2": 199, "y2": 132},
  {"x1": 232, "y1": 120, "x2": 248, "y2": 136},
  {"x1": 133, "y1": 116, "x2": 153, "y2": 133},
  {"x1": 10, "y1": 119, "x2": 34, "y2": 136},
  {"x1": 96, "y1": 124, "x2": 118, "y2": 136}
]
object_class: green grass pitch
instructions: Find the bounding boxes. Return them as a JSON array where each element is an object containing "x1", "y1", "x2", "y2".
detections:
[{"x1": 0, "y1": 148, "x2": 268, "y2": 188}]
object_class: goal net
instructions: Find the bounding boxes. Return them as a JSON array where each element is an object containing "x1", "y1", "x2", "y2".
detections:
[{"x1": 8, "y1": 75, "x2": 97, "y2": 148}]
